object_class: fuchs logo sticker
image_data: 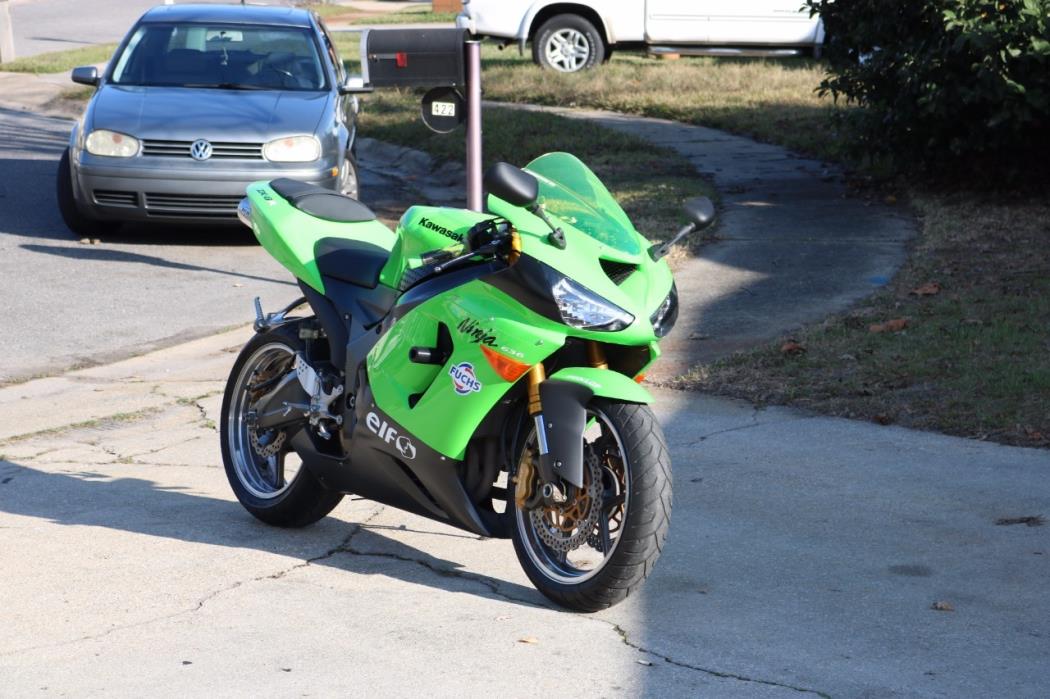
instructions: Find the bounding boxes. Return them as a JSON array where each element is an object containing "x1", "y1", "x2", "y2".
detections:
[
  {"x1": 365, "y1": 411, "x2": 417, "y2": 460},
  {"x1": 449, "y1": 362, "x2": 482, "y2": 395}
]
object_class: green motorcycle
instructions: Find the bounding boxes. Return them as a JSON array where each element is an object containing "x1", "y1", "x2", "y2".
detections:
[{"x1": 221, "y1": 153, "x2": 714, "y2": 611}]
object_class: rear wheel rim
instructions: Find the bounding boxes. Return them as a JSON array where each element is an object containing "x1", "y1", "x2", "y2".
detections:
[
  {"x1": 514, "y1": 407, "x2": 631, "y2": 584},
  {"x1": 227, "y1": 342, "x2": 300, "y2": 500},
  {"x1": 545, "y1": 28, "x2": 591, "y2": 72}
]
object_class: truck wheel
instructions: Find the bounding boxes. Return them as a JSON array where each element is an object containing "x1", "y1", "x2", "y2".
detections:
[{"x1": 533, "y1": 14, "x2": 605, "y2": 73}]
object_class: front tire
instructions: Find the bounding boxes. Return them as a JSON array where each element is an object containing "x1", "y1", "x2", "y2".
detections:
[
  {"x1": 56, "y1": 148, "x2": 108, "y2": 237},
  {"x1": 220, "y1": 327, "x2": 344, "y2": 528},
  {"x1": 511, "y1": 400, "x2": 672, "y2": 611},
  {"x1": 532, "y1": 14, "x2": 605, "y2": 73},
  {"x1": 338, "y1": 154, "x2": 360, "y2": 200}
]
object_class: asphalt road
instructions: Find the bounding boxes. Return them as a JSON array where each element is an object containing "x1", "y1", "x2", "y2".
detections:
[
  {"x1": 0, "y1": 107, "x2": 300, "y2": 384},
  {"x1": 8, "y1": 0, "x2": 288, "y2": 58}
]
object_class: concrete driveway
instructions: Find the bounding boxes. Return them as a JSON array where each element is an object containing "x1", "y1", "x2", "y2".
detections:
[{"x1": 2, "y1": 330, "x2": 1047, "y2": 697}]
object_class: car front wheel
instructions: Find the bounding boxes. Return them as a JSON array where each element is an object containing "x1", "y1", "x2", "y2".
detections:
[
  {"x1": 533, "y1": 14, "x2": 605, "y2": 73},
  {"x1": 339, "y1": 154, "x2": 360, "y2": 200},
  {"x1": 56, "y1": 149, "x2": 108, "y2": 237}
]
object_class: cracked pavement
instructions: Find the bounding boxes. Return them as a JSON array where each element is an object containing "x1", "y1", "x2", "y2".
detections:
[{"x1": 1, "y1": 330, "x2": 1049, "y2": 696}]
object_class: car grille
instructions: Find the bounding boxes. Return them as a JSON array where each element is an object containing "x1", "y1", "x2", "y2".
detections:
[
  {"x1": 93, "y1": 190, "x2": 138, "y2": 207},
  {"x1": 144, "y1": 193, "x2": 243, "y2": 217},
  {"x1": 141, "y1": 139, "x2": 265, "y2": 159}
]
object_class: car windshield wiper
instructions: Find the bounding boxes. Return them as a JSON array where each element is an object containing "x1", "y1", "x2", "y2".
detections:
[{"x1": 179, "y1": 82, "x2": 272, "y2": 91}]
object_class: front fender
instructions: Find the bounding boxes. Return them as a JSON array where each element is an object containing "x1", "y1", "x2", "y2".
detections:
[
  {"x1": 547, "y1": 367, "x2": 652, "y2": 404},
  {"x1": 538, "y1": 368, "x2": 652, "y2": 489}
]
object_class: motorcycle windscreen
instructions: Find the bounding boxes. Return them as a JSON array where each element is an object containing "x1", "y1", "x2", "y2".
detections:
[{"x1": 524, "y1": 152, "x2": 643, "y2": 257}]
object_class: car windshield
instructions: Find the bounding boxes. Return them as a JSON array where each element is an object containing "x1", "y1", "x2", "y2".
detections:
[
  {"x1": 109, "y1": 22, "x2": 327, "y2": 91},
  {"x1": 525, "y1": 152, "x2": 643, "y2": 257}
]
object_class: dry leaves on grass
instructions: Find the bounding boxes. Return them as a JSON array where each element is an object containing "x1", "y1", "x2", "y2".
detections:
[
  {"x1": 910, "y1": 282, "x2": 942, "y2": 296},
  {"x1": 869, "y1": 318, "x2": 909, "y2": 333},
  {"x1": 780, "y1": 340, "x2": 806, "y2": 356}
]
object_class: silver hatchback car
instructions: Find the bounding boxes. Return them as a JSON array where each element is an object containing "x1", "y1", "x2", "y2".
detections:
[{"x1": 57, "y1": 3, "x2": 360, "y2": 234}]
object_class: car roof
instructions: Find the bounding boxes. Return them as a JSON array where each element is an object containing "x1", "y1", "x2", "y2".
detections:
[{"x1": 140, "y1": 3, "x2": 314, "y2": 28}]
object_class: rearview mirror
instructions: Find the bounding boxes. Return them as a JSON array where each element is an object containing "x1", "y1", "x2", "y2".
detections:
[
  {"x1": 649, "y1": 196, "x2": 718, "y2": 261},
  {"x1": 683, "y1": 197, "x2": 716, "y2": 230},
  {"x1": 71, "y1": 66, "x2": 99, "y2": 87},
  {"x1": 484, "y1": 162, "x2": 538, "y2": 208}
]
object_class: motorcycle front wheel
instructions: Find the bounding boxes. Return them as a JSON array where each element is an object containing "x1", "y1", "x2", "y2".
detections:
[
  {"x1": 220, "y1": 327, "x2": 343, "y2": 528},
  {"x1": 510, "y1": 399, "x2": 672, "y2": 612}
]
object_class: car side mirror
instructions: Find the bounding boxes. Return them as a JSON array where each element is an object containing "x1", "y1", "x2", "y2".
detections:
[
  {"x1": 71, "y1": 66, "x2": 100, "y2": 87},
  {"x1": 339, "y1": 76, "x2": 373, "y2": 95},
  {"x1": 484, "y1": 162, "x2": 538, "y2": 208},
  {"x1": 683, "y1": 196, "x2": 716, "y2": 230}
]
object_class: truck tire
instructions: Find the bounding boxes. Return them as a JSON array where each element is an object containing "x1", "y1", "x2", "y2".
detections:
[{"x1": 533, "y1": 14, "x2": 605, "y2": 73}]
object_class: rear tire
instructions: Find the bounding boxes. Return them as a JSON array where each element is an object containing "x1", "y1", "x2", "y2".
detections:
[
  {"x1": 532, "y1": 14, "x2": 605, "y2": 73},
  {"x1": 56, "y1": 148, "x2": 107, "y2": 237},
  {"x1": 511, "y1": 399, "x2": 672, "y2": 611},
  {"x1": 220, "y1": 326, "x2": 344, "y2": 528}
]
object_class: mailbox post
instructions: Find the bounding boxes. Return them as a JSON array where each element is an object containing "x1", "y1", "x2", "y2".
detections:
[{"x1": 350, "y1": 29, "x2": 484, "y2": 212}]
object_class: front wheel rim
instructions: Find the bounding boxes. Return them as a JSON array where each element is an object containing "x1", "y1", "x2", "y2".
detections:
[
  {"x1": 339, "y1": 159, "x2": 359, "y2": 199},
  {"x1": 545, "y1": 28, "x2": 591, "y2": 72},
  {"x1": 514, "y1": 407, "x2": 631, "y2": 584},
  {"x1": 227, "y1": 342, "x2": 300, "y2": 500}
]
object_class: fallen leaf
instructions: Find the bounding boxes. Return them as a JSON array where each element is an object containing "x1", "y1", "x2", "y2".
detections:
[
  {"x1": 780, "y1": 340, "x2": 806, "y2": 356},
  {"x1": 996, "y1": 515, "x2": 1044, "y2": 527},
  {"x1": 79, "y1": 238, "x2": 91, "y2": 245},
  {"x1": 869, "y1": 318, "x2": 908, "y2": 333},
  {"x1": 884, "y1": 195, "x2": 898, "y2": 205},
  {"x1": 495, "y1": 615, "x2": 512, "y2": 621},
  {"x1": 233, "y1": 283, "x2": 244, "y2": 288},
  {"x1": 90, "y1": 238, "x2": 101, "y2": 245},
  {"x1": 910, "y1": 282, "x2": 941, "y2": 296},
  {"x1": 636, "y1": 659, "x2": 653, "y2": 666},
  {"x1": 931, "y1": 601, "x2": 954, "y2": 612},
  {"x1": 518, "y1": 637, "x2": 539, "y2": 645},
  {"x1": 873, "y1": 414, "x2": 893, "y2": 425}
]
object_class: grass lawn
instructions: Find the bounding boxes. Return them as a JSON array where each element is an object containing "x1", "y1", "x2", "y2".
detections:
[
  {"x1": 305, "y1": 2, "x2": 456, "y2": 25},
  {"x1": 0, "y1": 43, "x2": 116, "y2": 74}
]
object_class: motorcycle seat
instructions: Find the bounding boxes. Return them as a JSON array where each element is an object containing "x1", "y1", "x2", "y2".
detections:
[
  {"x1": 269, "y1": 178, "x2": 375, "y2": 224},
  {"x1": 314, "y1": 237, "x2": 389, "y2": 289}
]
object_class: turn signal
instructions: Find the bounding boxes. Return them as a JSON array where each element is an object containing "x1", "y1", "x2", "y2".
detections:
[
  {"x1": 481, "y1": 345, "x2": 531, "y2": 383},
  {"x1": 634, "y1": 373, "x2": 646, "y2": 383}
]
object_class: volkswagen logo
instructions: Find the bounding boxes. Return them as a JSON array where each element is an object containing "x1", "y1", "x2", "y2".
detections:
[{"x1": 190, "y1": 139, "x2": 213, "y2": 161}]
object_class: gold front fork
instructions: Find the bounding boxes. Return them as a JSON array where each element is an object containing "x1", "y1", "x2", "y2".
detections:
[
  {"x1": 527, "y1": 362, "x2": 546, "y2": 416},
  {"x1": 587, "y1": 341, "x2": 608, "y2": 370}
]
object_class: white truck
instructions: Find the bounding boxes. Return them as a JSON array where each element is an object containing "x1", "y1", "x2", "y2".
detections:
[{"x1": 457, "y1": 0, "x2": 825, "y2": 72}]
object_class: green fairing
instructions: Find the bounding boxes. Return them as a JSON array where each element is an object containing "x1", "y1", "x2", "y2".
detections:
[
  {"x1": 245, "y1": 181, "x2": 396, "y2": 294},
  {"x1": 379, "y1": 206, "x2": 490, "y2": 288}
]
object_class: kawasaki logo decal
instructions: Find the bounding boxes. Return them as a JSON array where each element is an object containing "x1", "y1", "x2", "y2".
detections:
[
  {"x1": 449, "y1": 362, "x2": 483, "y2": 395},
  {"x1": 365, "y1": 411, "x2": 417, "y2": 460},
  {"x1": 419, "y1": 217, "x2": 463, "y2": 243}
]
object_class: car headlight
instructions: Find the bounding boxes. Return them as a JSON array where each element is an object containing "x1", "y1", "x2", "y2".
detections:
[
  {"x1": 263, "y1": 135, "x2": 321, "y2": 163},
  {"x1": 85, "y1": 129, "x2": 139, "y2": 158},
  {"x1": 551, "y1": 277, "x2": 634, "y2": 332},
  {"x1": 650, "y1": 282, "x2": 678, "y2": 338}
]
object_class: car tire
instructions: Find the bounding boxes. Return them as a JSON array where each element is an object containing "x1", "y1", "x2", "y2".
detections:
[
  {"x1": 338, "y1": 153, "x2": 360, "y2": 201},
  {"x1": 56, "y1": 148, "x2": 108, "y2": 238},
  {"x1": 533, "y1": 14, "x2": 605, "y2": 73}
]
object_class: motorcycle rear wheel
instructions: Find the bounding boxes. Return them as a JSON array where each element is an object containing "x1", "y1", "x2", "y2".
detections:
[
  {"x1": 510, "y1": 399, "x2": 672, "y2": 611},
  {"x1": 220, "y1": 327, "x2": 343, "y2": 527}
]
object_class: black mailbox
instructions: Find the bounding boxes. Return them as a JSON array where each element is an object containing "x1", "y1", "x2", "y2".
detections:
[{"x1": 362, "y1": 28, "x2": 468, "y2": 89}]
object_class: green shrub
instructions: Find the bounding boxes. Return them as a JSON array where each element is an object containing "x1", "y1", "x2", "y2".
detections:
[{"x1": 805, "y1": 0, "x2": 1050, "y2": 179}]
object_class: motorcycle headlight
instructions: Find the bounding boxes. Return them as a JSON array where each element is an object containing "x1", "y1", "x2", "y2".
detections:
[
  {"x1": 85, "y1": 129, "x2": 139, "y2": 158},
  {"x1": 551, "y1": 277, "x2": 634, "y2": 332},
  {"x1": 650, "y1": 282, "x2": 679, "y2": 338},
  {"x1": 263, "y1": 135, "x2": 321, "y2": 162}
]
